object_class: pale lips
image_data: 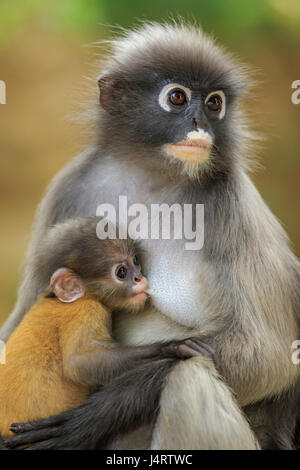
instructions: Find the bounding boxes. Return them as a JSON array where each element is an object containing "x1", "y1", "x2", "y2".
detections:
[
  {"x1": 165, "y1": 131, "x2": 213, "y2": 164},
  {"x1": 131, "y1": 291, "x2": 148, "y2": 303},
  {"x1": 131, "y1": 277, "x2": 149, "y2": 304}
]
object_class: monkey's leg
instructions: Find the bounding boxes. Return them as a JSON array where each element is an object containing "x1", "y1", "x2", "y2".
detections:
[
  {"x1": 151, "y1": 356, "x2": 260, "y2": 450},
  {"x1": 4, "y1": 359, "x2": 178, "y2": 450}
]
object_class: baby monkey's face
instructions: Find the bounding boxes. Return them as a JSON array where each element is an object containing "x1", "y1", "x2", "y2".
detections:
[
  {"x1": 108, "y1": 253, "x2": 149, "y2": 311},
  {"x1": 49, "y1": 245, "x2": 149, "y2": 312}
]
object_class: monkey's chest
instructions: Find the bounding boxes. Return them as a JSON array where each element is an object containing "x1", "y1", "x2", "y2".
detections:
[{"x1": 144, "y1": 240, "x2": 212, "y2": 329}]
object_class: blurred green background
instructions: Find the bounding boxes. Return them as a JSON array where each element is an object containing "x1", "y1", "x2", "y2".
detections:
[{"x1": 0, "y1": 0, "x2": 299, "y2": 325}]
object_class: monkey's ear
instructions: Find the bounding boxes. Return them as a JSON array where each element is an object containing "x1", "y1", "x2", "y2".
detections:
[
  {"x1": 50, "y1": 268, "x2": 85, "y2": 303},
  {"x1": 98, "y1": 74, "x2": 127, "y2": 110}
]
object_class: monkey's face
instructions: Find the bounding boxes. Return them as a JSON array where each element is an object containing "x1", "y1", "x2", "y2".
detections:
[
  {"x1": 99, "y1": 23, "x2": 250, "y2": 178},
  {"x1": 157, "y1": 83, "x2": 225, "y2": 167},
  {"x1": 100, "y1": 74, "x2": 227, "y2": 164},
  {"x1": 98, "y1": 253, "x2": 149, "y2": 312}
]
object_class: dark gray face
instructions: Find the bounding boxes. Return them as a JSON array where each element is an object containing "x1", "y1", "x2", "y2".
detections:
[
  {"x1": 107, "y1": 77, "x2": 227, "y2": 145},
  {"x1": 97, "y1": 24, "x2": 250, "y2": 178},
  {"x1": 99, "y1": 62, "x2": 244, "y2": 173}
]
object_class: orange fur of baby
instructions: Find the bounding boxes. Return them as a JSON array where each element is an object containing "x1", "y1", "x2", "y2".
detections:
[{"x1": 0, "y1": 295, "x2": 111, "y2": 436}]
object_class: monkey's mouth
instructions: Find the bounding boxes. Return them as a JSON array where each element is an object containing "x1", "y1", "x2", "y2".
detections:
[
  {"x1": 164, "y1": 130, "x2": 213, "y2": 164},
  {"x1": 165, "y1": 140, "x2": 212, "y2": 164},
  {"x1": 131, "y1": 291, "x2": 148, "y2": 304}
]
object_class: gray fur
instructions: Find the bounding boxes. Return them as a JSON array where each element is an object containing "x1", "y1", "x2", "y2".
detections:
[{"x1": 1, "y1": 22, "x2": 300, "y2": 449}]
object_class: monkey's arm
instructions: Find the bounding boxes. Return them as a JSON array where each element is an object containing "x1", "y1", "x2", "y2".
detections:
[
  {"x1": 5, "y1": 359, "x2": 178, "y2": 450},
  {"x1": 60, "y1": 299, "x2": 213, "y2": 387},
  {"x1": 5, "y1": 356, "x2": 259, "y2": 450},
  {"x1": 64, "y1": 338, "x2": 213, "y2": 387},
  {"x1": 61, "y1": 298, "x2": 213, "y2": 387},
  {"x1": 0, "y1": 436, "x2": 7, "y2": 450}
]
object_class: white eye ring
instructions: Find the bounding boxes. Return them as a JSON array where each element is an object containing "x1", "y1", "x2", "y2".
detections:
[
  {"x1": 158, "y1": 83, "x2": 191, "y2": 112},
  {"x1": 111, "y1": 264, "x2": 127, "y2": 284},
  {"x1": 205, "y1": 90, "x2": 226, "y2": 119}
]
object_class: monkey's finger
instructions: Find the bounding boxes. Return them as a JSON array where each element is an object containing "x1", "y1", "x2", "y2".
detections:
[
  {"x1": 181, "y1": 340, "x2": 207, "y2": 355},
  {"x1": 178, "y1": 344, "x2": 211, "y2": 358},
  {"x1": 186, "y1": 338, "x2": 215, "y2": 355},
  {"x1": 10, "y1": 415, "x2": 65, "y2": 434},
  {"x1": 179, "y1": 339, "x2": 215, "y2": 358},
  {"x1": 5, "y1": 426, "x2": 60, "y2": 448}
]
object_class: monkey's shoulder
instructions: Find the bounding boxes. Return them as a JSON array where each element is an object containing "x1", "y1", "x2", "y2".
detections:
[
  {"x1": 4, "y1": 296, "x2": 111, "y2": 362},
  {"x1": 26, "y1": 294, "x2": 109, "y2": 324}
]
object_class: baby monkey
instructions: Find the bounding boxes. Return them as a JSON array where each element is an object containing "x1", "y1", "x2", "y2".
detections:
[{"x1": 0, "y1": 217, "x2": 210, "y2": 438}]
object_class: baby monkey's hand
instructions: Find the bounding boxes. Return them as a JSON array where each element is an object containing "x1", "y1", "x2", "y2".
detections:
[{"x1": 159, "y1": 337, "x2": 215, "y2": 360}]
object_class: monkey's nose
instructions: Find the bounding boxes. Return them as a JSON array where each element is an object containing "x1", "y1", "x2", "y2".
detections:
[
  {"x1": 132, "y1": 276, "x2": 148, "y2": 294},
  {"x1": 192, "y1": 117, "x2": 209, "y2": 132},
  {"x1": 137, "y1": 276, "x2": 148, "y2": 289},
  {"x1": 192, "y1": 118, "x2": 199, "y2": 128}
]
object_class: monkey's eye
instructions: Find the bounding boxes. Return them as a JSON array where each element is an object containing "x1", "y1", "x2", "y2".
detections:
[
  {"x1": 206, "y1": 95, "x2": 222, "y2": 111},
  {"x1": 115, "y1": 265, "x2": 128, "y2": 280},
  {"x1": 133, "y1": 255, "x2": 139, "y2": 266},
  {"x1": 168, "y1": 89, "x2": 187, "y2": 106},
  {"x1": 205, "y1": 91, "x2": 226, "y2": 119},
  {"x1": 159, "y1": 83, "x2": 191, "y2": 112}
]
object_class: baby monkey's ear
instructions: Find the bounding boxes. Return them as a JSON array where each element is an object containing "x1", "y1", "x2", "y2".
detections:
[{"x1": 50, "y1": 268, "x2": 85, "y2": 303}]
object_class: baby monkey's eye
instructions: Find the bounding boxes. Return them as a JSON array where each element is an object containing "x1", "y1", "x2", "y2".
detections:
[
  {"x1": 115, "y1": 265, "x2": 128, "y2": 280},
  {"x1": 169, "y1": 89, "x2": 187, "y2": 106},
  {"x1": 133, "y1": 255, "x2": 139, "y2": 266}
]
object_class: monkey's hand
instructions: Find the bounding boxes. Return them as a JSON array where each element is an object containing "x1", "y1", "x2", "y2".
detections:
[
  {"x1": 4, "y1": 359, "x2": 178, "y2": 450},
  {"x1": 160, "y1": 337, "x2": 214, "y2": 360}
]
